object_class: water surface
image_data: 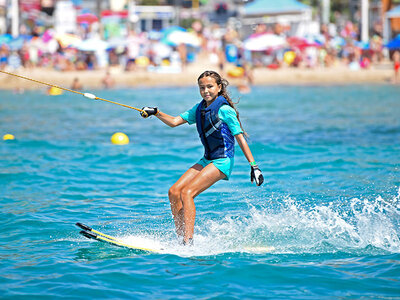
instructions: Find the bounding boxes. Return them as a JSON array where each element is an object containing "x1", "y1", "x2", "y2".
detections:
[{"x1": 1, "y1": 85, "x2": 399, "y2": 298}]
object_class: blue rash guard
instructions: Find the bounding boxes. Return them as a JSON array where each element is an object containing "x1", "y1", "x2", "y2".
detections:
[{"x1": 180, "y1": 97, "x2": 243, "y2": 180}]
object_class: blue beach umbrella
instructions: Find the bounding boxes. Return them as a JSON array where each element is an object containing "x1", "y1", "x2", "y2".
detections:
[
  {"x1": 160, "y1": 26, "x2": 186, "y2": 46},
  {"x1": 8, "y1": 35, "x2": 32, "y2": 50},
  {"x1": 386, "y1": 34, "x2": 400, "y2": 50},
  {"x1": 0, "y1": 34, "x2": 12, "y2": 45},
  {"x1": 161, "y1": 26, "x2": 186, "y2": 36},
  {"x1": 355, "y1": 40, "x2": 370, "y2": 50}
]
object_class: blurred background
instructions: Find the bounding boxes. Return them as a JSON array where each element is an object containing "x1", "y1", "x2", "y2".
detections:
[{"x1": 1, "y1": 0, "x2": 400, "y2": 88}]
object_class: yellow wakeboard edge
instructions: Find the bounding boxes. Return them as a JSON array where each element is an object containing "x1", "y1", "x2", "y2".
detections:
[
  {"x1": 76, "y1": 222, "x2": 120, "y2": 241},
  {"x1": 76, "y1": 223, "x2": 163, "y2": 253}
]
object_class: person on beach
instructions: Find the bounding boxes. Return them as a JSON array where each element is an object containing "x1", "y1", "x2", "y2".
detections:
[
  {"x1": 71, "y1": 77, "x2": 83, "y2": 90},
  {"x1": 140, "y1": 70, "x2": 264, "y2": 245},
  {"x1": 101, "y1": 71, "x2": 115, "y2": 89},
  {"x1": 392, "y1": 51, "x2": 400, "y2": 84}
]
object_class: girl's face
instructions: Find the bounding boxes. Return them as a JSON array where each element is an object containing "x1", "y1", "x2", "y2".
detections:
[{"x1": 198, "y1": 76, "x2": 221, "y2": 103}]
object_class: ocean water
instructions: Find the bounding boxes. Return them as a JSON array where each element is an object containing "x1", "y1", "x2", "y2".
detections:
[{"x1": 1, "y1": 84, "x2": 399, "y2": 299}]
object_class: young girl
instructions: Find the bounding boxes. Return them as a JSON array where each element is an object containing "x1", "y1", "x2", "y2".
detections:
[{"x1": 140, "y1": 70, "x2": 263, "y2": 245}]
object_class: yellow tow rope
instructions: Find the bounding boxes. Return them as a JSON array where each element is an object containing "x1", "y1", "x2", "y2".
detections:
[{"x1": 0, "y1": 70, "x2": 147, "y2": 116}]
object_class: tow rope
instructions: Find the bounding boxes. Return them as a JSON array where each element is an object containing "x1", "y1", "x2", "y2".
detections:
[{"x1": 0, "y1": 70, "x2": 147, "y2": 116}]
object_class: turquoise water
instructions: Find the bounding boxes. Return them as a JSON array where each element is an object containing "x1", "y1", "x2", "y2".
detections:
[{"x1": 1, "y1": 85, "x2": 399, "y2": 298}]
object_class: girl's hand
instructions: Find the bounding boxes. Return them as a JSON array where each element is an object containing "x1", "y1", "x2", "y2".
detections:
[
  {"x1": 140, "y1": 107, "x2": 159, "y2": 118},
  {"x1": 250, "y1": 164, "x2": 264, "y2": 186}
]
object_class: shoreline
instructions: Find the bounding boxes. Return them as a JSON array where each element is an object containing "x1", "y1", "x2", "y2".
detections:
[{"x1": 0, "y1": 63, "x2": 396, "y2": 90}]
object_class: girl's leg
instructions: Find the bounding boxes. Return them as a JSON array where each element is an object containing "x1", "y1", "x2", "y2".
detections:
[
  {"x1": 180, "y1": 163, "x2": 226, "y2": 243},
  {"x1": 169, "y1": 164, "x2": 203, "y2": 237}
]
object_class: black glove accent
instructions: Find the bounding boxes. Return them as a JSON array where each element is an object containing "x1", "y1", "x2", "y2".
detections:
[
  {"x1": 140, "y1": 107, "x2": 159, "y2": 118},
  {"x1": 250, "y1": 164, "x2": 264, "y2": 186}
]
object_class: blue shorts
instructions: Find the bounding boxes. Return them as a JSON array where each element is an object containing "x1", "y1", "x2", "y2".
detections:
[{"x1": 196, "y1": 157, "x2": 234, "y2": 180}]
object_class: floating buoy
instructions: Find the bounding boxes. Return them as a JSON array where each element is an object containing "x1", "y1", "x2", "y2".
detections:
[
  {"x1": 48, "y1": 86, "x2": 63, "y2": 95},
  {"x1": 135, "y1": 56, "x2": 150, "y2": 67},
  {"x1": 283, "y1": 51, "x2": 296, "y2": 65},
  {"x1": 227, "y1": 67, "x2": 244, "y2": 78},
  {"x1": 111, "y1": 132, "x2": 129, "y2": 145},
  {"x1": 3, "y1": 134, "x2": 15, "y2": 140}
]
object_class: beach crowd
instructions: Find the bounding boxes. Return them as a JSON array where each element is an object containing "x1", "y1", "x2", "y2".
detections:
[{"x1": 0, "y1": 18, "x2": 398, "y2": 85}]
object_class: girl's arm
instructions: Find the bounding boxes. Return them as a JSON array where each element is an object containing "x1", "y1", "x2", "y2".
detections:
[
  {"x1": 141, "y1": 107, "x2": 187, "y2": 127},
  {"x1": 235, "y1": 133, "x2": 264, "y2": 186},
  {"x1": 235, "y1": 133, "x2": 255, "y2": 163},
  {"x1": 156, "y1": 111, "x2": 187, "y2": 127}
]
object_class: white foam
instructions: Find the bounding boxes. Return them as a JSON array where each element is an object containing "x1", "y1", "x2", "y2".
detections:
[{"x1": 107, "y1": 189, "x2": 400, "y2": 257}]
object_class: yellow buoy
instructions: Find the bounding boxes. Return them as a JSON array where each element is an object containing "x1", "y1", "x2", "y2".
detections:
[
  {"x1": 283, "y1": 51, "x2": 296, "y2": 66},
  {"x1": 135, "y1": 56, "x2": 150, "y2": 67},
  {"x1": 227, "y1": 67, "x2": 245, "y2": 78},
  {"x1": 3, "y1": 134, "x2": 15, "y2": 140},
  {"x1": 48, "y1": 87, "x2": 63, "y2": 96},
  {"x1": 111, "y1": 132, "x2": 129, "y2": 145}
]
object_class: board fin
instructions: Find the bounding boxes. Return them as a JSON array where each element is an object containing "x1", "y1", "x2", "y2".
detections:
[
  {"x1": 79, "y1": 230, "x2": 97, "y2": 240},
  {"x1": 76, "y1": 222, "x2": 120, "y2": 241}
]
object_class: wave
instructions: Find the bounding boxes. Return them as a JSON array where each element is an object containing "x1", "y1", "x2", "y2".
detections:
[
  {"x1": 196, "y1": 189, "x2": 400, "y2": 256},
  {"x1": 104, "y1": 189, "x2": 400, "y2": 258}
]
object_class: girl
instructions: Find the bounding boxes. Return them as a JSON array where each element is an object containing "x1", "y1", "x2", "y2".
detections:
[{"x1": 141, "y1": 70, "x2": 263, "y2": 245}]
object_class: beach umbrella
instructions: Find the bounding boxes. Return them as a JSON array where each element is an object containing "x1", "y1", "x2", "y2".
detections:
[
  {"x1": 76, "y1": 38, "x2": 108, "y2": 52},
  {"x1": 163, "y1": 31, "x2": 201, "y2": 47},
  {"x1": 354, "y1": 40, "x2": 370, "y2": 50},
  {"x1": 386, "y1": 34, "x2": 400, "y2": 49},
  {"x1": 287, "y1": 36, "x2": 319, "y2": 49},
  {"x1": 55, "y1": 33, "x2": 82, "y2": 48},
  {"x1": 0, "y1": 34, "x2": 12, "y2": 45},
  {"x1": 161, "y1": 26, "x2": 201, "y2": 47},
  {"x1": 243, "y1": 33, "x2": 286, "y2": 51},
  {"x1": 106, "y1": 37, "x2": 128, "y2": 49},
  {"x1": 161, "y1": 26, "x2": 186, "y2": 37},
  {"x1": 77, "y1": 13, "x2": 99, "y2": 24},
  {"x1": 8, "y1": 37, "x2": 26, "y2": 50}
]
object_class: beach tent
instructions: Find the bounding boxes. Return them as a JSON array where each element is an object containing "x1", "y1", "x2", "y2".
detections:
[
  {"x1": 386, "y1": 5, "x2": 400, "y2": 18},
  {"x1": 241, "y1": 0, "x2": 312, "y2": 37},
  {"x1": 384, "y1": 5, "x2": 400, "y2": 43},
  {"x1": 244, "y1": 0, "x2": 310, "y2": 16}
]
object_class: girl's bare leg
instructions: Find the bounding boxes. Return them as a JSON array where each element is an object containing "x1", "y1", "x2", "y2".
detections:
[
  {"x1": 168, "y1": 164, "x2": 203, "y2": 237},
  {"x1": 180, "y1": 163, "x2": 226, "y2": 243}
]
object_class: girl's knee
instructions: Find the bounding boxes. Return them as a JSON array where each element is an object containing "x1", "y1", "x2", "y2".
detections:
[
  {"x1": 168, "y1": 186, "x2": 180, "y2": 199},
  {"x1": 181, "y1": 187, "x2": 195, "y2": 202}
]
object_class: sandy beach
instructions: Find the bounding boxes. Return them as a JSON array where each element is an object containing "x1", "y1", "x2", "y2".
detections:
[{"x1": 0, "y1": 60, "x2": 395, "y2": 91}]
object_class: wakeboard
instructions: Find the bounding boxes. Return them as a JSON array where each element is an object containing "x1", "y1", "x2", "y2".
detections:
[{"x1": 76, "y1": 222, "x2": 163, "y2": 253}]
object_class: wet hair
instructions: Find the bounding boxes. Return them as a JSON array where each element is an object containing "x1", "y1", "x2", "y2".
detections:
[{"x1": 198, "y1": 70, "x2": 247, "y2": 137}]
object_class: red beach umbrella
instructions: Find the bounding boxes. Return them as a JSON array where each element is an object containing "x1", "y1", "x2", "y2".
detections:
[
  {"x1": 287, "y1": 36, "x2": 319, "y2": 50},
  {"x1": 77, "y1": 13, "x2": 99, "y2": 24}
]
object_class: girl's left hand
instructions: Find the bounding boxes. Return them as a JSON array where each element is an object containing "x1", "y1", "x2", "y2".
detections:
[{"x1": 250, "y1": 165, "x2": 264, "y2": 186}]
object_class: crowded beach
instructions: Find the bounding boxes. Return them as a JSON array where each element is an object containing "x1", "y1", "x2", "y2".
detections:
[{"x1": 1, "y1": 3, "x2": 400, "y2": 90}]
